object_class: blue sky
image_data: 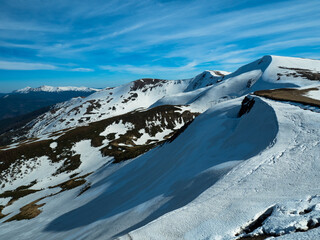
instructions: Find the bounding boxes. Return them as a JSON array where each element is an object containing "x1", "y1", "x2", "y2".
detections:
[{"x1": 0, "y1": 0, "x2": 320, "y2": 92}]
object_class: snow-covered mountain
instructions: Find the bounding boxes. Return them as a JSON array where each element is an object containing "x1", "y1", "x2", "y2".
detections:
[
  {"x1": 153, "y1": 55, "x2": 320, "y2": 110},
  {"x1": 13, "y1": 85, "x2": 99, "y2": 93},
  {"x1": 20, "y1": 78, "x2": 194, "y2": 137},
  {"x1": 0, "y1": 55, "x2": 320, "y2": 240},
  {"x1": 184, "y1": 70, "x2": 230, "y2": 92},
  {"x1": 0, "y1": 86, "x2": 100, "y2": 136},
  {"x1": 10, "y1": 55, "x2": 320, "y2": 139}
]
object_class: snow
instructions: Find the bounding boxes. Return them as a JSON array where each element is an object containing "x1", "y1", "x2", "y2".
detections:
[
  {"x1": 184, "y1": 70, "x2": 226, "y2": 92},
  {"x1": 24, "y1": 56, "x2": 320, "y2": 138},
  {"x1": 125, "y1": 97, "x2": 320, "y2": 240},
  {"x1": 26, "y1": 78, "x2": 192, "y2": 136},
  {"x1": 100, "y1": 120, "x2": 134, "y2": 138},
  {"x1": 71, "y1": 140, "x2": 112, "y2": 174},
  {"x1": 49, "y1": 142, "x2": 57, "y2": 149},
  {"x1": 1, "y1": 55, "x2": 320, "y2": 240},
  {"x1": 133, "y1": 129, "x2": 148, "y2": 145},
  {"x1": 190, "y1": 69, "x2": 263, "y2": 111},
  {"x1": 0, "y1": 156, "x2": 64, "y2": 193},
  {"x1": 0, "y1": 96, "x2": 279, "y2": 239},
  {"x1": 0, "y1": 197, "x2": 11, "y2": 206},
  {"x1": 239, "y1": 195, "x2": 320, "y2": 238},
  {"x1": 150, "y1": 87, "x2": 207, "y2": 110},
  {"x1": 153, "y1": 55, "x2": 320, "y2": 114},
  {"x1": 133, "y1": 128, "x2": 172, "y2": 145},
  {"x1": 304, "y1": 87, "x2": 320, "y2": 100},
  {"x1": 13, "y1": 85, "x2": 99, "y2": 93},
  {"x1": 263, "y1": 55, "x2": 320, "y2": 87}
]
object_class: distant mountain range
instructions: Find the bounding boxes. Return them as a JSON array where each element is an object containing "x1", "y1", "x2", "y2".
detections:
[
  {"x1": 1, "y1": 56, "x2": 320, "y2": 240},
  {"x1": 0, "y1": 86, "x2": 99, "y2": 134},
  {"x1": 13, "y1": 85, "x2": 99, "y2": 93}
]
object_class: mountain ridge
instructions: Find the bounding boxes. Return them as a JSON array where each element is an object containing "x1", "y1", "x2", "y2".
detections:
[
  {"x1": 0, "y1": 55, "x2": 320, "y2": 240},
  {"x1": 18, "y1": 55, "x2": 320, "y2": 139},
  {"x1": 13, "y1": 85, "x2": 100, "y2": 94}
]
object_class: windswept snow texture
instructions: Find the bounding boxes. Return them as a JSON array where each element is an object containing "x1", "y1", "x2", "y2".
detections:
[
  {"x1": 0, "y1": 97, "x2": 278, "y2": 239},
  {"x1": 151, "y1": 55, "x2": 320, "y2": 112},
  {"x1": 242, "y1": 195, "x2": 320, "y2": 238},
  {"x1": 1, "y1": 55, "x2": 320, "y2": 240},
  {"x1": 125, "y1": 98, "x2": 320, "y2": 240}
]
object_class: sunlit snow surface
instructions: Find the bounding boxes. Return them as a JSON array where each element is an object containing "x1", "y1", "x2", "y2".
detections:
[
  {"x1": 1, "y1": 56, "x2": 320, "y2": 240},
  {"x1": 304, "y1": 87, "x2": 320, "y2": 101}
]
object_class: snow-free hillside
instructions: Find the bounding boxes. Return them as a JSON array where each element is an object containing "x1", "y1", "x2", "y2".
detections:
[{"x1": 0, "y1": 55, "x2": 320, "y2": 240}]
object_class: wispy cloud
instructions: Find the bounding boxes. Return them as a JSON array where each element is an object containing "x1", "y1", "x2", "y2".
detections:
[
  {"x1": 0, "y1": 18, "x2": 67, "y2": 33},
  {"x1": 0, "y1": 61, "x2": 57, "y2": 70},
  {"x1": 0, "y1": 0, "x2": 320, "y2": 90},
  {"x1": 71, "y1": 68, "x2": 94, "y2": 72},
  {"x1": 100, "y1": 62, "x2": 197, "y2": 75},
  {"x1": 0, "y1": 60, "x2": 96, "y2": 72}
]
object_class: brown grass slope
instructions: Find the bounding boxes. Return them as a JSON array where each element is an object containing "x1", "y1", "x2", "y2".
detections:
[
  {"x1": 254, "y1": 87, "x2": 320, "y2": 107},
  {"x1": 0, "y1": 105, "x2": 198, "y2": 181}
]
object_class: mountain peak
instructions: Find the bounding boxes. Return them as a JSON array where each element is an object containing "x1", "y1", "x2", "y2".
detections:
[{"x1": 184, "y1": 70, "x2": 230, "y2": 92}]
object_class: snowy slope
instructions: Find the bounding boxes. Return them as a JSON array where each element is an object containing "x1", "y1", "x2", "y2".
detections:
[
  {"x1": 184, "y1": 70, "x2": 230, "y2": 92},
  {"x1": 125, "y1": 97, "x2": 320, "y2": 240},
  {"x1": 0, "y1": 104, "x2": 197, "y2": 191},
  {"x1": 0, "y1": 55, "x2": 320, "y2": 240},
  {"x1": 11, "y1": 55, "x2": 320, "y2": 139},
  {"x1": 153, "y1": 55, "x2": 320, "y2": 111},
  {"x1": 0, "y1": 95, "x2": 275, "y2": 239},
  {"x1": 23, "y1": 78, "x2": 193, "y2": 137},
  {"x1": 1, "y1": 93, "x2": 320, "y2": 240}
]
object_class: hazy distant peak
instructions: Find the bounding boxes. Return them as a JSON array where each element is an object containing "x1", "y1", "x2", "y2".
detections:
[{"x1": 13, "y1": 85, "x2": 100, "y2": 93}]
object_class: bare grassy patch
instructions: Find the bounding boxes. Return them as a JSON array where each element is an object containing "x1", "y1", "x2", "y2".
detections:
[
  {"x1": 254, "y1": 87, "x2": 320, "y2": 107},
  {"x1": 278, "y1": 67, "x2": 320, "y2": 81},
  {"x1": 0, "y1": 104, "x2": 198, "y2": 183},
  {"x1": 0, "y1": 174, "x2": 91, "y2": 222},
  {"x1": 0, "y1": 189, "x2": 39, "y2": 206},
  {"x1": 49, "y1": 173, "x2": 91, "y2": 192},
  {"x1": 130, "y1": 78, "x2": 167, "y2": 91},
  {"x1": 5, "y1": 198, "x2": 45, "y2": 222}
]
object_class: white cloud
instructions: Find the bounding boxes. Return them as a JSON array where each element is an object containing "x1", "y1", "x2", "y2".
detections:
[
  {"x1": 0, "y1": 0, "x2": 319, "y2": 75},
  {"x1": 0, "y1": 61, "x2": 57, "y2": 70},
  {"x1": 71, "y1": 68, "x2": 94, "y2": 72},
  {"x1": 100, "y1": 62, "x2": 197, "y2": 75}
]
